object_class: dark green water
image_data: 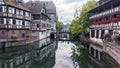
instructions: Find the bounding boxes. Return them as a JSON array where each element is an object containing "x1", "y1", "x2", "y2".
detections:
[{"x1": 0, "y1": 38, "x2": 106, "y2": 68}]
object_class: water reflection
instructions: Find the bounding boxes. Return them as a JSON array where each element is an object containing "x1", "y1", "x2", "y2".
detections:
[
  {"x1": 53, "y1": 41, "x2": 79, "y2": 68},
  {"x1": 0, "y1": 39, "x2": 108, "y2": 68},
  {"x1": 0, "y1": 48, "x2": 31, "y2": 68},
  {"x1": 31, "y1": 38, "x2": 57, "y2": 68},
  {"x1": 0, "y1": 38, "x2": 57, "y2": 68},
  {"x1": 71, "y1": 42, "x2": 105, "y2": 68}
]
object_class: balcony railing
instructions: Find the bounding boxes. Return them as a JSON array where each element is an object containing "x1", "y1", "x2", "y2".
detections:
[
  {"x1": 0, "y1": 24, "x2": 30, "y2": 29},
  {"x1": 90, "y1": 6, "x2": 120, "y2": 19},
  {"x1": 0, "y1": 12, "x2": 31, "y2": 20},
  {"x1": 0, "y1": 12, "x2": 7, "y2": 16},
  {"x1": 0, "y1": 24, "x2": 7, "y2": 28},
  {"x1": 7, "y1": 13, "x2": 31, "y2": 20},
  {"x1": 90, "y1": 18, "x2": 118, "y2": 25}
]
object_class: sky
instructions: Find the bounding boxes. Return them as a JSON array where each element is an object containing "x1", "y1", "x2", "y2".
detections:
[{"x1": 25, "y1": 0, "x2": 88, "y2": 24}]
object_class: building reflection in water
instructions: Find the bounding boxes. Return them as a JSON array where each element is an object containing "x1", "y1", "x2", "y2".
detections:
[
  {"x1": 55, "y1": 41, "x2": 119, "y2": 68},
  {"x1": 0, "y1": 38, "x2": 57, "y2": 68},
  {"x1": 71, "y1": 42, "x2": 106, "y2": 68}
]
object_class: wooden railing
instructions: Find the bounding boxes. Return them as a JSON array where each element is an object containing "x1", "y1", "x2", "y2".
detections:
[
  {"x1": 0, "y1": 24, "x2": 30, "y2": 29},
  {"x1": 90, "y1": 18, "x2": 118, "y2": 25},
  {"x1": 0, "y1": 12, "x2": 30, "y2": 20},
  {"x1": 90, "y1": 6, "x2": 120, "y2": 19},
  {"x1": 0, "y1": 24, "x2": 7, "y2": 28},
  {"x1": 0, "y1": 12, "x2": 7, "y2": 16}
]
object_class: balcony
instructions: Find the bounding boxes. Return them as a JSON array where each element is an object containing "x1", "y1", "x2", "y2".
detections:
[
  {"x1": 0, "y1": 12, "x2": 7, "y2": 17},
  {"x1": 0, "y1": 24, "x2": 30, "y2": 29},
  {"x1": 7, "y1": 13, "x2": 31, "y2": 20},
  {"x1": 0, "y1": 24, "x2": 7, "y2": 28},
  {"x1": 90, "y1": 18, "x2": 118, "y2": 25},
  {"x1": 90, "y1": 6, "x2": 120, "y2": 19}
]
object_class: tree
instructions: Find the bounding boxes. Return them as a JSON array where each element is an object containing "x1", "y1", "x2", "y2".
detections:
[
  {"x1": 56, "y1": 21, "x2": 63, "y2": 31},
  {"x1": 70, "y1": 0, "x2": 96, "y2": 35}
]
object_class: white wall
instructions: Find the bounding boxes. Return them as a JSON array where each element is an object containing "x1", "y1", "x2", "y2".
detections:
[
  {"x1": 39, "y1": 31, "x2": 50, "y2": 40},
  {"x1": 32, "y1": 32, "x2": 39, "y2": 37}
]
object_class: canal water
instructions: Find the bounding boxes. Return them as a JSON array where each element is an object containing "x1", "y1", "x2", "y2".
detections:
[{"x1": 0, "y1": 38, "x2": 110, "y2": 68}]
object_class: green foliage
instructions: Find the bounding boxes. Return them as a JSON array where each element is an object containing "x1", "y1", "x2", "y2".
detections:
[
  {"x1": 70, "y1": 0, "x2": 96, "y2": 35},
  {"x1": 56, "y1": 21, "x2": 63, "y2": 31},
  {"x1": 112, "y1": 34, "x2": 120, "y2": 41}
]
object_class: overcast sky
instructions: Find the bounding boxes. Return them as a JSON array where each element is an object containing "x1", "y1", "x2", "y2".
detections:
[{"x1": 25, "y1": 0, "x2": 88, "y2": 24}]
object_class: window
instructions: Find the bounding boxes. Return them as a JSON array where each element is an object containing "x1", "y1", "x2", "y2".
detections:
[
  {"x1": 12, "y1": 31, "x2": 15, "y2": 34},
  {"x1": 13, "y1": 20, "x2": 16, "y2": 24},
  {"x1": 2, "y1": 31, "x2": 5, "y2": 35},
  {"x1": 0, "y1": 7, "x2": 2, "y2": 12},
  {"x1": 101, "y1": 30, "x2": 105, "y2": 39},
  {"x1": 8, "y1": 7, "x2": 12, "y2": 13},
  {"x1": 4, "y1": 7, "x2": 6, "y2": 12},
  {"x1": 109, "y1": 30, "x2": 113, "y2": 35},
  {"x1": 19, "y1": 31, "x2": 22, "y2": 33},
  {"x1": 14, "y1": 8, "x2": 16, "y2": 14},
  {"x1": 26, "y1": 12, "x2": 29, "y2": 16},
  {"x1": 22, "y1": 33, "x2": 25, "y2": 37},
  {"x1": 19, "y1": 10, "x2": 21, "y2": 15},
  {"x1": 37, "y1": 24, "x2": 39, "y2": 28},
  {"x1": 32, "y1": 14, "x2": 40, "y2": 20},
  {"x1": 1, "y1": 64, "x2": 5, "y2": 68},
  {"x1": 91, "y1": 30, "x2": 95, "y2": 37},
  {"x1": 22, "y1": 21, "x2": 25, "y2": 25},
  {"x1": 0, "y1": 19, "x2": 4, "y2": 24},
  {"x1": 23, "y1": 11, "x2": 26, "y2": 16},
  {"x1": 96, "y1": 30, "x2": 99, "y2": 38}
]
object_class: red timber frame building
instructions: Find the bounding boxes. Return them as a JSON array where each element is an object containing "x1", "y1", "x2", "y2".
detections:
[
  {"x1": 89, "y1": 0, "x2": 120, "y2": 42},
  {"x1": 0, "y1": 0, "x2": 31, "y2": 47}
]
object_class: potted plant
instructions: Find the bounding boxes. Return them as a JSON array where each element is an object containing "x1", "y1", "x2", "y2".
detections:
[
  {"x1": 103, "y1": 33, "x2": 111, "y2": 42},
  {"x1": 114, "y1": 34, "x2": 120, "y2": 42},
  {"x1": 10, "y1": 36, "x2": 17, "y2": 39}
]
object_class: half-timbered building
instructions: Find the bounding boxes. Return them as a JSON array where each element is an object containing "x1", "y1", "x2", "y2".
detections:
[
  {"x1": 0, "y1": 0, "x2": 31, "y2": 46},
  {"x1": 26, "y1": 1, "x2": 50, "y2": 40},
  {"x1": 89, "y1": 0, "x2": 120, "y2": 42}
]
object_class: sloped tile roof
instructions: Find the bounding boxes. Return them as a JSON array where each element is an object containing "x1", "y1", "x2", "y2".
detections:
[
  {"x1": 4, "y1": 0, "x2": 30, "y2": 11},
  {"x1": 25, "y1": 1, "x2": 44, "y2": 14}
]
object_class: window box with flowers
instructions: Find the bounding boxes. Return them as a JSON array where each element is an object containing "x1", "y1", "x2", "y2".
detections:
[
  {"x1": 10, "y1": 36, "x2": 17, "y2": 41},
  {"x1": 10, "y1": 36, "x2": 17, "y2": 39}
]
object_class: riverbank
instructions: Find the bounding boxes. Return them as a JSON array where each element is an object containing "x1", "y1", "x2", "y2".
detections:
[
  {"x1": 3, "y1": 36, "x2": 51, "y2": 48},
  {"x1": 80, "y1": 35, "x2": 120, "y2": 68},
  {"x1": 5, "y1": 37, "x2": 39, "y2": 48}
]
